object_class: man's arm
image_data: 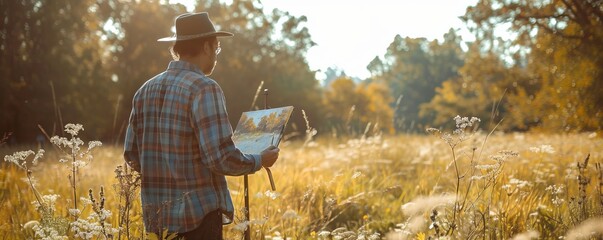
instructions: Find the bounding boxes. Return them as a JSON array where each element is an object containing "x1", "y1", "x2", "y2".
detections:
[
  {"x1": 192, "y1": 82, "x2": 265, "y2": 176},
  {"x1": 123, "y1": 109, "x2": 141, "y2": 173}
]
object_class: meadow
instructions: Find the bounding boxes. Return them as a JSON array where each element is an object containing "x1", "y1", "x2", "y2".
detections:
[{"x1": 1, "y1": 120, "x2": 602, "y2": 239}]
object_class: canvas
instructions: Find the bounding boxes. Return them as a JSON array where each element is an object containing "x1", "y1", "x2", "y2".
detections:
[{"x1": 233, "y1": 106, "x2": 294, "y2": 154}]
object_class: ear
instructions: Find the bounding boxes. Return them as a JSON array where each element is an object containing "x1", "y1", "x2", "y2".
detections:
[{"x1": 203, "y1": 41, "x2": 212, "y2": 55}]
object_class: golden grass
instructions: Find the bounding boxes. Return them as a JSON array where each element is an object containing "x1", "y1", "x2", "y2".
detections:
[{"x1": 1, "y1": 132, "x2": 602, "y2": 239}]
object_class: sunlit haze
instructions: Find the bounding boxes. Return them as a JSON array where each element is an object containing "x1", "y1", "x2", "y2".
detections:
[{"x1": 172, "y1": 0, "x2": 478, "y2": 79}]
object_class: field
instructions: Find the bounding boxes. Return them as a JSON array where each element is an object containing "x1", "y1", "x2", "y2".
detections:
[{"x1": 1, "y1": 125, "x2": 602, "y2": 239}]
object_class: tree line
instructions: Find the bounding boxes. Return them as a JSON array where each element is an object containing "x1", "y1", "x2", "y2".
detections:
[{"x1": 1, "y1": 0, "x2": 601, "y2": 144}]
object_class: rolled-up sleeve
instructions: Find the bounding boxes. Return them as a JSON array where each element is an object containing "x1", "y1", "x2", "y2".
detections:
[{"x1": 191, "y1": 82, "x2": 261, "y2": 176}]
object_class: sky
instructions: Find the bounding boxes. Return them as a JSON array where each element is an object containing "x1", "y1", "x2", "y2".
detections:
[{"x1": 173, "y1": 0, "x2": 479, "y2": 79}]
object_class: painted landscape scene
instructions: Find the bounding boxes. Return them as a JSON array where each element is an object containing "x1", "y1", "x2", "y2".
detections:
[{"x1": 233, "y1": 106, "x2": 294, "y2": 154}]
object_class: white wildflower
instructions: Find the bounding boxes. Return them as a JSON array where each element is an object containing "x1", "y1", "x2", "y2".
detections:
[
  {"x1": 40, "y1": 194, "x2": 60, "y2": 212},
  {"x1": 64, "y1": 123, "x2": 84, "y2": 136},
  {"x1": 232, "y1": 221, "x2": 249, "y2": 232},
  {"x1": 264, "y1": 190, "x2": 279, "y2": 200},
  {"x1": 4, "y1": 150, "x2": 35, "y2": 170},
  {"x1": 368, "y1": 232, "x2": 381, "y2": 240},
  {"x1": 73, "y1": 160, "x2": 87, "y2": 168},
  {"x1": 32, "y1": 149, "x2": 44, "y2": 165},
  {"x1": 508, "y1": 178, "x2": 532, "y2": 189},
  {"x1": 100, "y1": 209, "x2": 112, "y2": 219},
  {"x1": 453, "y1": 115, "x2": 480, "y2": 129},
  {"x1": 50, "y1": 136, "x2": 70, "y2": 148},
  {"x1": 545, "y1": 185, "x2": 564, "y2": 195},
  {"x1": 87, "y1": 141, "x2": 102, "y2": 151},
  {"x1": 69, "y1": 208, "x2": 82, "y2": 218},
  {"x1": 80, "y1": 197, "x2": 94, "y2": 206},
  {"x1": 441, "y1": 132, "x2": 453, "y2": 143},
  {"x1": 72, "y1": 137, "x2": 84, "y2": 151},
  {"x1": 530, "y1": 144, "x2": 555, "y2": 154},
  {"x1": 42, "y1": 194, "x2": 60, "y2": 204},
  {"x1": 33, "y1": 224, "x2": 68, "y2": 240},
  {"x1": 426, "y1": 128, "x2": 440, "y2": 134}
]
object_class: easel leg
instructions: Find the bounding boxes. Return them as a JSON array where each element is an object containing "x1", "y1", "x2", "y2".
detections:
[{"x1": 244, "y1": 174, "x2": 251, "y2": 240}]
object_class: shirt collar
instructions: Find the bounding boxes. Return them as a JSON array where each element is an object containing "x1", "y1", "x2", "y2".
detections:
[{"x1": 167, "y1": 60, "x2": 205, "y2": 76}]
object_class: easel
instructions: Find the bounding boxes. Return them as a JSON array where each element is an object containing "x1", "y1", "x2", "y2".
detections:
[{"x1": 244, "y1": 89, "x2": 276, "y2": 240}]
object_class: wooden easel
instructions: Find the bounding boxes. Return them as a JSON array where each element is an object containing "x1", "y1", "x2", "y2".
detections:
[{"x1": 244, "y1": 88, "x2": 276, "y2": 240}]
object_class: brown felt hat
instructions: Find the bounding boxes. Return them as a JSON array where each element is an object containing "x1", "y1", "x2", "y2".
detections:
[{"x1": 157, "y1": 12, "x2": 233, "y2": 42}]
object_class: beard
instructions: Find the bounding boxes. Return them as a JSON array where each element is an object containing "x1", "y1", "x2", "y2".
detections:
[{"x1": 203, "y1": 60, "x2": 217, "y2": 76}]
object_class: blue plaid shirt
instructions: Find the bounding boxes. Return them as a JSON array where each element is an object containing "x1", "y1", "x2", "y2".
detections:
[{"x1": 124, "y1": 61, "x2": 262, "y2": 233}]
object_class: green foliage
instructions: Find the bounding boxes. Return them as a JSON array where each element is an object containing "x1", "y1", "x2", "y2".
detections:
[
  {"x1": 0, "y1": 0, "x2": 113, "y2": 141},
  {"x1": 202, "y1": 1, "x2": 324, "y2": 135},
  {"x1": 105, "y1": 0, "x2": 185, "y2": 142},
  {"x1": 0, "y1": 0, "x2": 324, "y2": 144},
  {"x1": 421, "y1": 45, "x2": 528, "y2": 130},
  {"x1": 1, "y1": 0, "x2": 602, "y2": 145},
  {"x1": 462, "y1": 0, "x2": 603, "y2": 132},
  {"x1": 369, "y1": 30, "x2": 465, "y2": 133}
]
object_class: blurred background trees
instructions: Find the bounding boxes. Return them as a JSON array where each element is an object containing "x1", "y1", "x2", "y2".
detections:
[
  {"x1": 461, "y1": 0, "x2": 603, "y2": 131},
  {"x1": 1, "y1": 0, "x2": 601, "y2": 143}
]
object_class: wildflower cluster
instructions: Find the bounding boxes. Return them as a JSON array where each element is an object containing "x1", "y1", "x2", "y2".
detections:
[
  {"x1": 70, "y1": 187, "x2": 119, "y2": 239},
  {"x1": 50, "y1": 123, "x2": 102, "y2": 165},
  {"x1": 529, "y1": 144, "x2": 555, "y2": 154},
  {"x1": 426, "y1": 115, "x2": 481, "y2": 148},
  {"x1": 3, "y1": 124, "x2": 113, "y2": 239},
  {"x1": 113, "y1": 164, "x2": 141, "y2": 239},
  {"x1": 4, "y1": 149, "x2": 45, "y2": 171}
]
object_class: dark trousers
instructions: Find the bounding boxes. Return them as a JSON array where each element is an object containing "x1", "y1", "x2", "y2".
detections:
[{"x1": 177, "y1": 210, "x2": 223, "y2": 240}]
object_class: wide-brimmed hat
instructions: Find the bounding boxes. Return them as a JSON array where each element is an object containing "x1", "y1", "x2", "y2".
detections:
[{"x1": 157, "y1": 12, "x2": 233, "y2": 42}]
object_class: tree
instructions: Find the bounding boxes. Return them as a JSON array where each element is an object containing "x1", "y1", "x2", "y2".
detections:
[
  {"x1": 194, "y1": 0, "x2": 324, "y2": 135},
  {"x1": 357, "y1": 81, "x2": 395, "y2": 134},
  {"x1": 322, "y1": 77, "x2": 360, "y2": 134},
  {"x1": 322, "y1": 77, "x2": 393, "y2": 135},
  {"x1": 369, "y1": 30, "x2": 465, "y2": 132},
  {"x1": 102, "y1": 0, "x2": 185, "y2": 141},
  {"x1": 507, "y1": 28, "x2": 601, "y2": 131},
  {"x1": 420, "y1": 44, "x2": 529, "y2": 130},
  {"x1": 0, "y1": 0, "x2": 113, "y2": 142},
  {"x1": 463, "y1": 0, "x2": 603, "y2": 131}
]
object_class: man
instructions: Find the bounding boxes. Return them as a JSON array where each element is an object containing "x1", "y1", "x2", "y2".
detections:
[{"x1": 124, "y1": 12, "x2": 279, "y2": 239}]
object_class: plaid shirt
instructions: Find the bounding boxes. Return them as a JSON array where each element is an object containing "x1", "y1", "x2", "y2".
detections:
[{"x1": 124, "y1": 60, "x2": 262, "y2": 233}]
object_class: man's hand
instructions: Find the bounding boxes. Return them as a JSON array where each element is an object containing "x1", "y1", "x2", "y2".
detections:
[{"x1": 260, "y1": 145, "x2": 279, "y2": 168}]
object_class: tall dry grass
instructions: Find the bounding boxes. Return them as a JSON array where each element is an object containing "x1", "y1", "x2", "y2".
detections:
[{"x1": 1, "y1": 122, "x2": 602, "y2": 239}]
